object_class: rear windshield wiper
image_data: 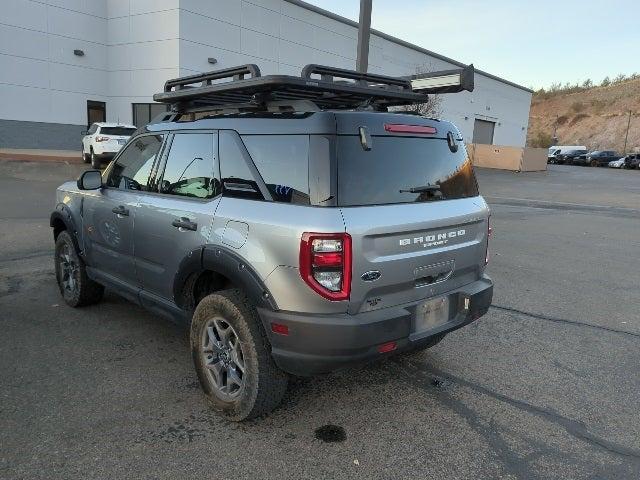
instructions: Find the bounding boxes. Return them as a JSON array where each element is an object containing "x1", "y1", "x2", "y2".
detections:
[{"x1": 399, "y1": 184, "x2": 441, "y2": 193}]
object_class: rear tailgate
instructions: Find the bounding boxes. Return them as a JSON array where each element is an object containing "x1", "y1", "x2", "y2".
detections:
[
  {"x1": 342, "y1": 199, "x2": 488, "y2": 314},
  {"x1": 334, "y1": 112, "x2": 489, "y2": 314}
]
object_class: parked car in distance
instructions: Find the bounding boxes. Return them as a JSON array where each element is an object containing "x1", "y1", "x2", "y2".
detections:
[
  {"x1": 82, "y1": 123, "x2": 137, "y2": 169},
  {"x1": 559, "y1": 149, "x2": 588, "y2": 165},
  {"x1": 623, "y1": 153, "x2": 640, "y2": 169},
  {"x1": 548, "y1": 148, "x2": 561, "y2": 164},
  {"x1": 548, "y1": 145, "x2": 587, "y2": 164},
  {"x1": 586, "y1": 150, "x2": 621, "y2": 167},
  {"x1": 608, "y1": 157, "x2": 626, "y2": 168}
]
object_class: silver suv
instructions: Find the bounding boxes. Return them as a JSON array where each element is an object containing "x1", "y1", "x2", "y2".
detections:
[{"x1": 50, "y1": 64, "x2": 492, "y2": 420}]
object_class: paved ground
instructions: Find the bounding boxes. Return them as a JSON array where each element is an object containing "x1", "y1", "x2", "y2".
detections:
[{"x1": 1, "y1": 161, "x2": 639, "y2": 480}]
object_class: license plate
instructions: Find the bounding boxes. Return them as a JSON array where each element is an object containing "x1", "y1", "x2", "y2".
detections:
[
  {"x1": 414, "y1": 296, "x2": 449, "y2": 333},
  {"x1": 118, "y1": 139, "x2": 126, "y2": 145}
]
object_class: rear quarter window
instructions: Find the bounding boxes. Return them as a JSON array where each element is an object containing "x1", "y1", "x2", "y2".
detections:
[{"x1": 242, "y1": 135, "x2": 310, "y2": 204}]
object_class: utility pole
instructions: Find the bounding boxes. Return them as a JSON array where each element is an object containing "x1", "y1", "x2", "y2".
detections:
[
  {"x1": 356, "y1": 0, "x2": 372, "y2": 73},
  {"x1": 622, "y1": 110, "x2": 632, "y2": 154}
]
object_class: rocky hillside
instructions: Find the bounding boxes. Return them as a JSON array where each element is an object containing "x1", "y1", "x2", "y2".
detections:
[{"x1": 527, "y1": 78, "x2": 640, "y2": 152}]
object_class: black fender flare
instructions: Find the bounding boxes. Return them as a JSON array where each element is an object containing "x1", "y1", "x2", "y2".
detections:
[
  {"x1": 173, "y1": 245, "x2": 278, "y2": 312},
  {"x1": 50, "y1": 204, "x2": 81, "y2": 250}
]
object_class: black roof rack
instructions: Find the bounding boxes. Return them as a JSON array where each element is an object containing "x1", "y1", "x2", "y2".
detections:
[{"x1": 152, "y1": 63, "x2": 474, "y2": 114}]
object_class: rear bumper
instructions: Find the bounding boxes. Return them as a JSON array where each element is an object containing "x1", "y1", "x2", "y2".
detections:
[
  {"x1": 92, "y1": 151, "x2": 116, "y2": 160},
  {"x1": 258, "y1": 275, "x2": 493, "y2": 376}
]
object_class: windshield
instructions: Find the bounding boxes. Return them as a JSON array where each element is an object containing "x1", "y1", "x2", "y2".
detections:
[
  {"x1": 100, "y1": 127, "x2": 136, "y2": 136},
  {"x1": 336, "y1": 135, "x2": 478, "y2": 206}
]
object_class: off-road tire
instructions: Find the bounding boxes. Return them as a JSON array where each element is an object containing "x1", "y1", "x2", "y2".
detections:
[
  {"x1": 90, "y1": 149, "x2": 101, "y2": 169},
  {"x1": 191, "y1": 289, "x2": 288, "y2": 421},
  {"x1": 54, "y1": 230, "x2": 104, "y2": 307}
]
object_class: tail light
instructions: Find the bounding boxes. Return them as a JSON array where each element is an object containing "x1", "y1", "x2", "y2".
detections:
[
  {"x1": 300, "y1": 232, "x2": 351, "y2": 301},
  {"x1": 485, "y1": 216, "x2": 492, "y2": 265},
  {"x1": 95, "y1": 136, "x2": 109, "y2": 142}
]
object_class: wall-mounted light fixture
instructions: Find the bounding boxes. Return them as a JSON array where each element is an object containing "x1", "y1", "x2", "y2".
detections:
[
  {"x1": 73, "y1": 49, "x2": 85, "y2": 57},
  {"x1": 464, "y1": 116, "x2": 469, "y2": 120},
  {"x1": 207, "y1": 57, "x2": 217, "y2": 65}
]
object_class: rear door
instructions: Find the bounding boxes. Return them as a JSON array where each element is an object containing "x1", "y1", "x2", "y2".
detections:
[
  {"x1": 134, "y1": 131, "x2": 221, "y2": 302},
  {"x1": 335, "y1": 116, "x2": 489, "y2": 314}
]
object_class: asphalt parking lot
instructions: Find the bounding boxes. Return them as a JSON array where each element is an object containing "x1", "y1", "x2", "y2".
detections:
[{"x1": 1, "y1": 161, "x2": 639, "y2": 479}]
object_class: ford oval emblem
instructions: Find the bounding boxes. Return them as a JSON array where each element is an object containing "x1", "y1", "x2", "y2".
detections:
[{"x1": 361, "y1": 270, "x2": 381, "y2": 282}]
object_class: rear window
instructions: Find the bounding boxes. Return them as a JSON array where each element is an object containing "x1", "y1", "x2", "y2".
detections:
[
  {"x1": 337, "y1": 136, "x2": 478, "y2": 206},
  {"x1": 100, "y1": 127, "x2": 136, "y2": 136}
]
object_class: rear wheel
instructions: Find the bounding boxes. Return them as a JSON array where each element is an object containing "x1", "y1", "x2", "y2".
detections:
[
  {"x1": 590, "y1": 159, "x2": 598, "y2": 167},
  {"x1": 54, "y1": 231, "x2": 104, "y2": 307},
  {"x1": 90, "y1": 149, "x2": 101, "y2": 169},
  {"x1": 82, "y1": 146, "x2": 90, "y2": 163},
  {"x1": 191, "y1": 289, "x2": 288, "y2": 421}
]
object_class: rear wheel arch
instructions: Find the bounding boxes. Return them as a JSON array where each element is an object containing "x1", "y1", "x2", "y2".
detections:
[{"x1": 173, "y1": 245, "x2": 278, "y2": 312}]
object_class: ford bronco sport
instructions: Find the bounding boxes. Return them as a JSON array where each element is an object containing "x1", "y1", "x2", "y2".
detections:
[{"x1": 50, "y1": 64, "x2": 493, "y2": 420}]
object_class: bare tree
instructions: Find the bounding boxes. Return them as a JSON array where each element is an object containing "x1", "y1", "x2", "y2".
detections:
[{"x1": 393, "y1": 63, "x2": 443, "y2": 118}]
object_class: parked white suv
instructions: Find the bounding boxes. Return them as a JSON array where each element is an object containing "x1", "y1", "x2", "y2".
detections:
[{"x1": 82, "y1": 122, "x2": 137, "y2": 169}]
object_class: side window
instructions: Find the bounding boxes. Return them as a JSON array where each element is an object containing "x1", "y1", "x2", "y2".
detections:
[
  {"x1": 87, "y1": 124, "x2": 98, "y2": 135},
  {"x1": 106, "y1": 134, "x2": 164, "y2": 191},
  {"x1": 219, "y1": 130, "x2": 264, "y2": 200},
  {"x1": 159, "y1": 133, "x2": 220, "y2": 199},
  {"x1": 242, "y1": 135, "x2": 310, "y2": 204}
]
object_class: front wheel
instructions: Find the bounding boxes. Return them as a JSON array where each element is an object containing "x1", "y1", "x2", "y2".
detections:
[
  {"x1": 54, "y1": 231, "x2": 104, "y2": 307},
  {"x1": 191, "y1": 289, "x2": 288, "y2": 421},
  {"x1": 590, "y1": 159, "x2": 598, "y2": 167}
]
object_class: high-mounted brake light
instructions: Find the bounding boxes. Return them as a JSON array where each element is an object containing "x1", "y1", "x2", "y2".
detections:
[
  {"x1": 384, "y1": 124, "x2": 437, "y2": 135},
  {"x1": 300, "y1": 232, "x2": 351, "y2": 301}
]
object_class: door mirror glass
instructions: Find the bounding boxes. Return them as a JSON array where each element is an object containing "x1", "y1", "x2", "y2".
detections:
[{"x1": 77, "y1": 170, "x2": 102, "y2": 190}]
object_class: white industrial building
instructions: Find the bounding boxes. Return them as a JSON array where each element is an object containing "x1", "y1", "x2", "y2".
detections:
[{"x1": 0, "y1": 0, "x2": 532, "y2": 150}]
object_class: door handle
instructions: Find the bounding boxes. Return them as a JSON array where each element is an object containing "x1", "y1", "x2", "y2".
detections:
[
  {"x1": 112, "y1": 205, "x2": 129, "y2": 216},
  {"x1": 172, "y1": 217, "x2": 197, "y2": 231}
]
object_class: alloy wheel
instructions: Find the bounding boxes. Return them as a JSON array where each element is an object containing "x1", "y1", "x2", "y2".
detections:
[
  {"x1": 201, "y1": 317, "x2": 246, "y2": 399},
  {"x1": 58, "y1": 243, "x2": 79, "y2": 295}
]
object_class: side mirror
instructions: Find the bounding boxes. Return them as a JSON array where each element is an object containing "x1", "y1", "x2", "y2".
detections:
[{"x1": 77, "y1": 170, "x2": 102, "y2": 190}]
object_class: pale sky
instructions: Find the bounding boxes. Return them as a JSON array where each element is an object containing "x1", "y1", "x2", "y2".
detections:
[{"x1": 304, "y1": 0, "x2": 640, "y2": 90}]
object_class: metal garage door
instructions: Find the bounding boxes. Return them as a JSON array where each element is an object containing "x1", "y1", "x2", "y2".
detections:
[{"x1": 472, "y1": 119, "x2": 495, "y2": 144}]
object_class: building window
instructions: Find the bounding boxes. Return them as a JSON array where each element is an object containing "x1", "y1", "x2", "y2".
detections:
[{"x1": 132, "y1": 103, "x2": 169, "y2": 127}]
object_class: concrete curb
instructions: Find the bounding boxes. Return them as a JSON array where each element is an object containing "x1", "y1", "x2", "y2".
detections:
[{"x1": 0, "y1": 150, "x2": 83, "y2": 164}]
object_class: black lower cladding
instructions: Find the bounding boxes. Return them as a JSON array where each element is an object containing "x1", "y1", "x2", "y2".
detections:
[{"x1": 258, "y1": 275, "x2": 493, "y2": 376}]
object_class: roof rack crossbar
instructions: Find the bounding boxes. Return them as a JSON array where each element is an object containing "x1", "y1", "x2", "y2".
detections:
[
  {"x1": 163, "y1": 64, "x2": 261, "y2": 92},
  {"x1": 301, "y1": 64, "x2": 411, "y2": 91}
]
